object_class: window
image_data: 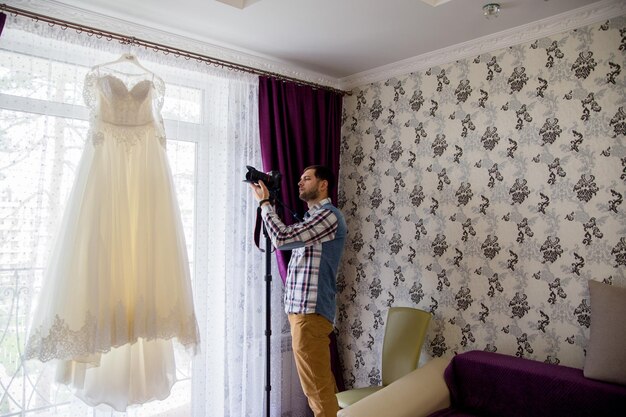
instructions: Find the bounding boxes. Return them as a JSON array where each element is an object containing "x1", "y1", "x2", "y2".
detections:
[{"x1": 0, "y1": 15, "x2": 282, "y2": 417}]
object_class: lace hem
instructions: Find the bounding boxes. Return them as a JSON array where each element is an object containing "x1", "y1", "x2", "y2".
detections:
[{"x1": 25, "y1": 311, "x2": 199, "y2": 363}]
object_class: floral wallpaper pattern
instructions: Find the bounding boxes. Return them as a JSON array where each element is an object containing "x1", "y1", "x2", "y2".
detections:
[{"x1": 336, "y1": 16, "x2": 626, "y2": 389}]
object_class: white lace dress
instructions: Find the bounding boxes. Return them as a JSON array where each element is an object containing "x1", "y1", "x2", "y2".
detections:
[{"x1": 25, "y1": 66, "x2": 200, "y2": 411}]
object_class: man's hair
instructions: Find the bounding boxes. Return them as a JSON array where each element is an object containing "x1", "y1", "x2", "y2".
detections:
[{"x1": 304, "y1": 165, "x2": 335, "y2": 192}]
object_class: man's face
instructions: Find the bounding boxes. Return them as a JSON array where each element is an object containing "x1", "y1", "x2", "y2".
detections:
[{"x1": 298, "y1": 169, "x2": 324, "y2": 202}]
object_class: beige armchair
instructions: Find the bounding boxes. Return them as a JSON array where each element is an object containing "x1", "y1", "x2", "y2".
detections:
[
  {"x1": 337, "y1": 357, "x2": 451, "y2": 417},
  {"x1": 336, "y1": 307, "x2": 432, "y2": 408}
]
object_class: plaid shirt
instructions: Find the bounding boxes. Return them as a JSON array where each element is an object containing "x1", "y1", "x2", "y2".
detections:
[{"x1": 261, "y1": 198, "x2": 346, "y2": 322}]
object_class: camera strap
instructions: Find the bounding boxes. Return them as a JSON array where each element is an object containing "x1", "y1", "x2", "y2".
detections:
[{"x1": 254, "y1": 206, "x2": 265, "y2": 252}]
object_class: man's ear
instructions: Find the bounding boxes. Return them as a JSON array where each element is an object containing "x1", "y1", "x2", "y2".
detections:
[{"x1": 320, "y1": 179, "x2": 329, "y2": 193}]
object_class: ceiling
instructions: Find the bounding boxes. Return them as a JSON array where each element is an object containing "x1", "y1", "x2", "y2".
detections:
[{"x1": 10, "y1": 0, "x2": 615, "y2": 87}]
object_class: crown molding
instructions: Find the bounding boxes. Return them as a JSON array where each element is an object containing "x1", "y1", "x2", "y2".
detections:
[
  {"x1": 339, "y1": 0, "x2": 626, "y2": 91},
  {"x1": 6, "y1": 0, "x2": 342, "y2": 90}
]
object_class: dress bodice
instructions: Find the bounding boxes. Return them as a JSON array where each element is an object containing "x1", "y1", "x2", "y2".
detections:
[
  {"x1": 84, "y1": 69, "x2": 165, "y2": 128},
  {"x1": 98, "y1": 75, "x2": 154, "y2": 126}
]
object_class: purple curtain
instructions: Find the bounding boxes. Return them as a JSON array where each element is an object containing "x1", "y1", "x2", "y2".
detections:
[
  {"x1": 0, "y1": 13, "x2": 7, "y2": 37},
  {"x1": 258, "y1": 76, "x2": 345, "y2": 393},
  {"x1": 258, "y1": 76, "x2": 343, "y2": 283}
]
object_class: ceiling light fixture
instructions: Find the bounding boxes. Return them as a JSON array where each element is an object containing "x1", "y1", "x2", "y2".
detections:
[{"x1": 483, "y1": 3, "x2": 501, "y2": 19}]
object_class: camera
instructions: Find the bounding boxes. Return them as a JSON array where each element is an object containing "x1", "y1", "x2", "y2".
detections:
[{"x1": 244, "y1": 165, "x2": 282, "y2": 191}]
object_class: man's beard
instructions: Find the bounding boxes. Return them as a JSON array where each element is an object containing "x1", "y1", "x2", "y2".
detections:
[{"x1": 299, "y1": 187, "x2": 319, "y2": 202}]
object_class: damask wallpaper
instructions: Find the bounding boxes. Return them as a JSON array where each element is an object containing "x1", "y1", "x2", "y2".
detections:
[{"x1": 336, "y1": 16, "x2": 626, "y2": 389}]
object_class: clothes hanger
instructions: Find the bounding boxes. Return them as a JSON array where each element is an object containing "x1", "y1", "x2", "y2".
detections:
[{"x1": 94, "y1": 53, "x2": 153, "y2": 74}]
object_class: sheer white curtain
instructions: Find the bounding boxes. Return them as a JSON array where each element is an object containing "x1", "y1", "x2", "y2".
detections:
[{"x1": 0, "y1": 15, "x2": 306, "y2": 417}]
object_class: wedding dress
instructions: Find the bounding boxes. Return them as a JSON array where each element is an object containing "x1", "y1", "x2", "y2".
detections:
[{"x1": 25, "y1": 56, "x2": 200, "y2": 411}]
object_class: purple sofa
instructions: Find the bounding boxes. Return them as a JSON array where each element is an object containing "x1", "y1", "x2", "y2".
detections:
[{"x1": 429, "y1": 350, "x2": 626, "y2": 417}]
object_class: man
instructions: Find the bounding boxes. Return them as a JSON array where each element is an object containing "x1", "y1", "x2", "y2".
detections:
[{"x1": 250, "y1": 165, "x2": 347, "y2": 417}]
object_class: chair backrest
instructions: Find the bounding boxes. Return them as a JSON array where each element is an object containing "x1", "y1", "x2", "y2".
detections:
[{"x1": 381, "y1": 306, "x2": 432, "y2": 386}]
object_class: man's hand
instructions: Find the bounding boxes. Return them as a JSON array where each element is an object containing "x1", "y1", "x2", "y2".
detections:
[{"x1": 249, "y1": 180, "x2": 270, "y2": 204}]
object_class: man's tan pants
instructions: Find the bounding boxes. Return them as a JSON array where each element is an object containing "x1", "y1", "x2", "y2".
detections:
[{"x1": 288, "y1": 313, "x2": 339, "y2": 417}]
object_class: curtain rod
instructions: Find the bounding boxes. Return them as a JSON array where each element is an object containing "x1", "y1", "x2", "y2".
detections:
[{"x1": 0, "y1": 3, "x2": 347, "y2": 95}]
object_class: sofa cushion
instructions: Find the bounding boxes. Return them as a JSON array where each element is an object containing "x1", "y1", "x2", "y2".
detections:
[
  {"x1": 428, "y1": 408, "x2": 478, "y2": 417},
  {"x1": 584, "y1": 280, "x2": 626, "y2": 385},
  {"x1": 441, "y1": 350, "x2": 626, "y2": 417},
  {"x1": 428, "y1": 410, "x2": 477, "y2": 417}
]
